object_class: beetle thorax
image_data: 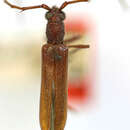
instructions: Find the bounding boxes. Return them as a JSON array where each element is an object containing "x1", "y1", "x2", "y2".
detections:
[{"x1": 45, "y1": 6, "x2": 66, "y2": 44}]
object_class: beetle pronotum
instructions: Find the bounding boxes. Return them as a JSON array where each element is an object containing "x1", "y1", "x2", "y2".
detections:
[{"x1": 4, "y1": 0, "x2": 90, "y2": 130}]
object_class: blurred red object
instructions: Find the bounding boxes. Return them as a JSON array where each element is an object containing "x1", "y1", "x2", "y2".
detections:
[
  {"x1": 68, "y1": 79, "x2": 90, "y2": 103},
  {"x1": 65, "y1": 15, "x2": 93, "y2": 111},
  {"x1": 65, "y1": 15, "x2": 91, "y2": 34},
  {"x1": 68, "y1": 78, "x2": 91, "y2": 111}
]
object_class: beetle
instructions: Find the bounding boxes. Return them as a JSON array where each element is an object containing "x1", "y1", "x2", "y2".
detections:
[{"x1": 4, "y1": 0, "x2": 89, "y2": 130}]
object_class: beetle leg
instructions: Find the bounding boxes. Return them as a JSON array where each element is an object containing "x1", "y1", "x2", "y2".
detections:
[
  {"x1": 64, "y1": 35, "x2": 82, "y2": 44},
  {"x1": 67, "y1": 44, "x2": 90, "y2": 48}
]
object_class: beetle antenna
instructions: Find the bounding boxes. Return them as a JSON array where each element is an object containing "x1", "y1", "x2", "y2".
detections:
[
  {"x1": 4, "y1": 0, "x2": 51, "y2": 11},
  {"x1": 60, "y1": 0, "x2": 89, "y2": 10}
]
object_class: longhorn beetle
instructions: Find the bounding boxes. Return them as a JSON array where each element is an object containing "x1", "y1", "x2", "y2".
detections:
[{"x1": 4, "y1": 0, "x2": 90, "y2": 130}]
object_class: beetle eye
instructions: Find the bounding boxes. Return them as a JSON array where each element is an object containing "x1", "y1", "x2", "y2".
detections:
[
  {"x1": 59, "y1": 13, "x2": 65, "y2": 20},
  {"x1": 45, "y1": 12, "x2": 53, "y2": 19}
]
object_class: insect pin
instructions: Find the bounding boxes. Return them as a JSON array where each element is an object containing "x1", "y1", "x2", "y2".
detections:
[{"x1": 4, "y1": 0, "x2": 90, "y2": 130}]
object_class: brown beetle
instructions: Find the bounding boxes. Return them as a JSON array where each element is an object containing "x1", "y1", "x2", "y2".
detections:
[{"x1": 4, "y1": 0, "x2": 89, "y2": 130}]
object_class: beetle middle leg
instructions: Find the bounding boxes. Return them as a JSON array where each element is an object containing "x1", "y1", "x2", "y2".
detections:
[
  {"x1": 67, "y1": 44, "x2": 90, "y2": 48},
  {"x1": 64, "y1": 34, "x2": 82, "y2": 44}
]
